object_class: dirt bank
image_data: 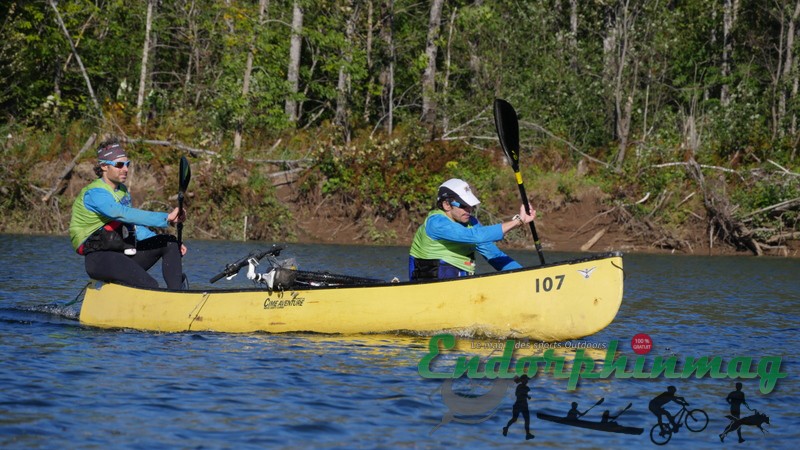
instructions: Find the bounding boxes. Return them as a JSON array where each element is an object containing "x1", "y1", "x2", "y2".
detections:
[{"x1": 277, "y1": 183, "x2": 799, "y2": 258}]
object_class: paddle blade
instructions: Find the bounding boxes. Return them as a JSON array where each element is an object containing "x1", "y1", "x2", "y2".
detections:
[
  {"x1": 597, "y1": 398, "x2": 605, "y2": 406},
  {"x1": 493, "y1": 98, "x2": 521, "y2": 170},
  {"x1": 179, "y1": 156, "x2": 191, "y2": 193}
]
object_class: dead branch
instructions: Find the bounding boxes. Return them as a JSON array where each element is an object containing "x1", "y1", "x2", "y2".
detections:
[
  {"x1": 676, "y1": 192, "x2": 695, "y2": 208},
  {"x1": 741, "y1": 196, "x2": 800, "y2": 220},
  {"x1": 569, "y1": 206, "x2": 618, "y2": 238},
  {"x1": 766, "y1": 231, "x2": 800, "y2": 244},
  {"x1": 269, "y1": 167, "x2": 308, "y2": 186},
  {"x1": 42, "y1": 134, "x2": 96, "y2": 202},
  {"x1": 124, "y1": 138, "x2": 219, "y2": 157},
  {"x1": 48, "y1": 0, "x2": 102, "y2": 118},
  {"x1": 248, "y1": 158, "x2": 313, "y2": 168},
  {"x1": 685, "y1": 158, "x2": 763, "y2": 255},
  {"x1": 646, "y1": 190, "x2": 672, "y2": 219},
  {"x1": 651, "y1": 161, "x2": 742, "y2": 179},
  {"x1": 767, "y1": 159, "x2": 800, "y2": 176},
  {"x1": 521, "y1": 120, "x2": 611, "y2": 168},
  {"x1": 580, "y1": 227, "x2": 607, "y2": 251}
]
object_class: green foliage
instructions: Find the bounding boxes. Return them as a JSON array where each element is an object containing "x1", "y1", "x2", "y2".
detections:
[
  {"x1": 198, "y1": 156, "x2": 294, "y2": 241},
  {"x1": 2, "y1": 0, "x2": 800, "y2": 246}
]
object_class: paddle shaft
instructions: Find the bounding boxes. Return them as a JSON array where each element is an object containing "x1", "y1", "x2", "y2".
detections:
[
  {"x1": 583, "y1": 397, "x2": 604, "y2": 415},
  {"x1": 513, "y1": 169, "x2": 545, "y2": 265},
  {"x1": 177, "y1": 156, "x2": 191, "y2": 249},
  {"x1": 177, "y1": 192, "x2": 185, "y2": 247}
]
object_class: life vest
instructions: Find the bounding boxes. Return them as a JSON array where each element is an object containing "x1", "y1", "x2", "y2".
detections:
[
  {"x1": 409, "y1": 210, "x2": 476, "y2": 278},
  {"x1": 69, "y1": 179, "x2": 130, "y2": 253}
]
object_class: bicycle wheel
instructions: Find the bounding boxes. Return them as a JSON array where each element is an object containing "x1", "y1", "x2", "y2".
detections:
[
  {"x1": 649, "y1": 423, "x2": 672, "y2": 445},
  {"x1": 685, "y1": 409, "x2": 709, "y2": 432}
]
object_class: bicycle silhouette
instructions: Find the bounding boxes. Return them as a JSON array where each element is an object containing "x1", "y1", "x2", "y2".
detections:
[{"x1": 649, "y1": 403, "x2": 709, "y2": 445}]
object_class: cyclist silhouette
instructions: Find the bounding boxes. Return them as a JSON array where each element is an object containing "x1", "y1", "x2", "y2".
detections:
[
  {"x1": 502, "y1": 374, "x2": 534, "y2": 440},
  {"x1": 649, "y1": 386, "x2": 687, "y2": 432}
]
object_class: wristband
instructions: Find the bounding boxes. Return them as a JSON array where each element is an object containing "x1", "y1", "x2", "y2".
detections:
[{"x1": 512, "y1": 214, "x2": 524, "y2": 226}]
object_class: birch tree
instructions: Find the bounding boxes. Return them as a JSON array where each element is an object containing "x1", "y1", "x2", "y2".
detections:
[
  {"x1": 379, "y1": 0, "x2": 394, "y2": 134},
  {"x1": 48, "y1": 0, "x2": 101, "y2": 118},
  {"x1": 285, "y1": 0, "x2": 304, "y2": 123},
  {"x1": 606, "y1": 0, "x2": 638, "y2": 168},
  {"x1": 420, "y1": 0, "x2": 444, "y2": 126},
  {"x1": 335, "y1": 1, "x2": 358, "y2": 142},
  {"x1": 136, "y1": 0, "x2": 155, "y2": 127},
  {"x1": 778, "y1": 0, "x2": 800, "y2": 137},
  {"x1": 721, "y1": 0, "x2": 739, "y2": 107},
  {"x1": 234, "y1": 0, "x2": 269, "y2": 153}
]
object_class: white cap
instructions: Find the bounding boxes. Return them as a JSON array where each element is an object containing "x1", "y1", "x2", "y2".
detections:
[{"x1": 437, "y1": 178, "x2": 481, "y2": 207}]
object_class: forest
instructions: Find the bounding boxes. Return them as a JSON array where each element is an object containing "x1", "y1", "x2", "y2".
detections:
[{"x1": 1, "y1": 0, "x2": 798, "y2": 255}]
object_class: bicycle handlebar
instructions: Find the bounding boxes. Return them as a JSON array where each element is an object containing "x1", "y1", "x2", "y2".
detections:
[{"x1": 209, "y1": 245, "x2": 284, "y2": 283}]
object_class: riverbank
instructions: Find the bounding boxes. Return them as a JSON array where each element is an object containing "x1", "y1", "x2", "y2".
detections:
[
  {"x1": 5, "y1": 147, "x2": 798, "y2": 258},
  {"x1": 278, "y1": 182, "x2": 800, "y2": 258}
]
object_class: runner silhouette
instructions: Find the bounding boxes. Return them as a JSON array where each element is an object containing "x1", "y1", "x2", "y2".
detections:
[
  {"x1": 720, "y1": 382, "x2": 749, "y2": 443},
  {"x1": 502, "y1": 374, "x2": 534, "y2": 440}
]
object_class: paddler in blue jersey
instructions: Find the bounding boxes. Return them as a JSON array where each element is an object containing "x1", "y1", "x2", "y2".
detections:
[
  {"x1": 69, "y1": 138, "x2": 187, "y2": 289},
  {"x1": 408, "y1": 178, "x2": 535, "y2": 280}
]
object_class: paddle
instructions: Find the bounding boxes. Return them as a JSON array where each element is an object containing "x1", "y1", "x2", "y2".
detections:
[
  {"x1": 493, "y1": 98, "x2": 546, "y2": 265},
  {"x1": 612, "y1": 402, "x2": 633, "y2": 421},
  {"x1": 177, "y1": 155, "x2": 191, "y2": 249},
  {"x1": 584, "y1": 397, "x2": 604, "y2": 415}
]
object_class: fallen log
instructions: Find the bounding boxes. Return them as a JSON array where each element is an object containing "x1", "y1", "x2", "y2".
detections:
[{"x1": 41, "y1": 134, "x2": 96, "y2": 202}]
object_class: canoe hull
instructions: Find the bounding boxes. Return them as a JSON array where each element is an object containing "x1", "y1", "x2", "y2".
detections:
[
  {"x1": 79, "y1": 252, "x2": 624, "y2": 341},
  {"x1": 536, "y1": 413, "x2": 644, "y2": 435}
]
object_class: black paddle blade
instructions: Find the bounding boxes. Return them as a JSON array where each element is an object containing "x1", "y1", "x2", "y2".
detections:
[
  {"x1": 493, "y1": 98, "x2": 521, "y2": 170},
  {"x1": 179, "y1": 156, "x2": 191, "y2": 193}
]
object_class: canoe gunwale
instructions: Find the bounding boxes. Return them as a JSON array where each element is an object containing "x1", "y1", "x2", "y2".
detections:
[{"x1": 90, "y1": 251, "x2": 624, "y2": 294}]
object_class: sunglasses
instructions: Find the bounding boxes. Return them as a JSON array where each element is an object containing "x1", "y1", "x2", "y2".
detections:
[
  {"x1": 449, "y1": 200, "x2": 473, "y2": 211},
  {"x1": 101, "y1": 160, "x2": 131, "y2": 169}
]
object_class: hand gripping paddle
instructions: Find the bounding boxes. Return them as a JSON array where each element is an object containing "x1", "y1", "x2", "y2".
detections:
[{"x1": 493, "y1": 98, "x2": 545, "y2": 265}]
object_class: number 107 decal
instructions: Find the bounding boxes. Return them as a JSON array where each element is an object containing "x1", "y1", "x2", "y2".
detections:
[{"x1": 534, "y1": 275, "x2": 565, "y2": 292}]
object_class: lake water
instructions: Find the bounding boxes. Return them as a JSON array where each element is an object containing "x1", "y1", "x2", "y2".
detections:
[{"x1": 0, "y1": 234, "x2": 797, "y2": 448}]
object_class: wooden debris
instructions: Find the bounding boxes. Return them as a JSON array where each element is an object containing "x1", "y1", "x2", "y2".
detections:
[{"x1": 580, "y1": 227, "x2": 607, "y2": 251}]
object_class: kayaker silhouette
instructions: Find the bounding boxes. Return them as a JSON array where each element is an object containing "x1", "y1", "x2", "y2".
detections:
[
  {"x1": 567, "y1": 398, "x2": 603, "y2": 420},
  {"x1": 502, "y1": 374, "x2": 534, "y2": 440},
  {"x1": 601, "y1": 405, "x2": 629, "y2": 423},
  {"x1": 536, "y1": 401, "x2": 642, "y2": 435},
  {"x1": 567, "y1": 402, "x2": 588, "y2": 420}
]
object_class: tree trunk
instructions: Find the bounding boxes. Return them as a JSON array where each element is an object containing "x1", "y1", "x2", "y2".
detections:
[
  {"x1": 569, "y1": 0, "x2": 579, "y2": 69},
  {"x1": 363, "y1": 0, "x2": 374, "y2": 122},
  {"x1": 379, "y1": 0, "x2": 395, "y2": 134},
  {"x1": 778, "y1": 0, "x2": 800, "y2": 137},
  {"x1": 336, "y1": 0, "x2": 358, "y2": 142},
  {"x1": 610, "y1": 0, "x2": 637, "y2": 169},
  {"x1": 441, "y1": 7, "x2": 457, "y2": 132},
  {"x1": 48, "y1": 0, "x2": 102, "y2": 118},
  {"x1": 421, "y1": 0, "x2": 445, "y2": 126},
  {"x1": 721, "y1": 0, "x2": 739, "y2": 107},
  {"x1": 235, "y1": 0, "x2": 270, "y2": 154},
  {"x1": 136, "y1": 0, "x2": 155, "y2": 127},
  {"x1": 285, "y1": 1, "x2": 304, "y2": 123}
]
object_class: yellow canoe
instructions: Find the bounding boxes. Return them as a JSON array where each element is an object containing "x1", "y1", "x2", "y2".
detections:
[{"x1": 79, "y1": 252, "x2": 624, "y2": 341}]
